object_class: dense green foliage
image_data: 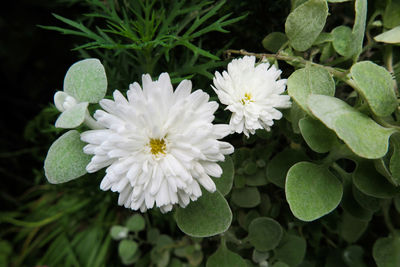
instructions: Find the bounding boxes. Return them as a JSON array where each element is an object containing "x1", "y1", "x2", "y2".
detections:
[{"x1": 2, "y1": 0, "x2": 400, "y2": 266}]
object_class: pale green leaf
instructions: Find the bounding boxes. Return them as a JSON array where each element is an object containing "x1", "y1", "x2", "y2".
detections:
[
  {"x1": 175, "y1": 190, "x2": 232, "y2": 237},
  {"x1": 64, "y1": 58, "x2": 107, "y2": 103},
  {"x1": 332, "y1": 26, "x2": 353, "y2": 57},
  {"x1": 308, "y1": 95, "x2": 395, "y2": 159},
  {"x1": 287, "y1": 66, "x2": 335, "y2": 114},
  {"x1": 299, "y1": 116, "x2": 336, "y2": 153},
  {"x1": 390, "y1": 135, "x2": 400, "y2": 185},
  {"x1": 248, "y1": 217, "x2": 283, "y2": 252},
  {"x1": 374, "y1": 26, "x2": 400, "y2": 44},
  {"x1": 351, "y1": 0, "x2": 367, "y2": 59},
  {"x1": 214, "y1": 156, "x2": 234, "y2": 196},
  {"x1": 351, "y1": 61, "x2": 397, "y2": 117},
  {"x1": 44, "y1": 130, "x2": 91, "y2": 184},
  {"x1": 118, "y1": 240, "x2": 138, "y2": 265},
  {"x1": 373, "y1": 236, "x2": 400, "y2": 267},
  {"x1": 206, "y1": 244, "x2": 246, "y2": 267},
  {"x1": 262, "y1": 32, "x2": 288, "y2": 53},
  {"x1": 286, "y1": 162, "x2": 343, "y2": 221},
  {"x1": 126, "y1": 214, "x2": 145, "y2": 232},
  {"x1": 55, "y1": 102, "x2": 88, "y2": 129},
  {"x1": 110, "y1": 226, "x2": 129, "y2": 240},
  {"x1": 285, "y1": 0, "x2": 328, "y2": 51}
]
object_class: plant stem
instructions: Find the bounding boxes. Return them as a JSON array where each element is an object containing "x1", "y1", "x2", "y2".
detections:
[{"x1": 84, "y1": 110, "x2": 104, "y2": 130}]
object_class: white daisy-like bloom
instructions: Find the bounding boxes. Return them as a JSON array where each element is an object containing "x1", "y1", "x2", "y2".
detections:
[
  {"x1": 212, "y1": 56, "x2": 291, "y2": 137},
  {"x1": 80, "y1": 73, "x2": 234, "y2": 213}
]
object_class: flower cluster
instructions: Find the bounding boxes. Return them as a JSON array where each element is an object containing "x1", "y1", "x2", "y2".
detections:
[{"x1": 53, "y1": 56, "x2": 291, "y2": 213}]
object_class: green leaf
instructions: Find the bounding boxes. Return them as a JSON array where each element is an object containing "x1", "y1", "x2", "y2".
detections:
[
  {"x1": 373, "y1": 236, "x2": 400, "y2": 267},
  {"x1": 353, "y1": 161, "x2": 400, "y2": 198},
  {"x1": 285, "y1": 162, "x2": 343, "y2": 221},
  {"x1": 44, "y1": 130, "x2": 91, "y2": 184},
  {"x1": 287, "y1": 66, "x2": 335, "y2": 115},
  {"x1": 299, "y1": 116, "x2": 336, "y2": 153},
  {"x1": 285, "y1": 0, "x2": 328, "y2": 51},
  {"x1": 266, "y1": 149, "x2": 308, "y2": 188},
  {"x1": 384, "y1": 0, "x2": 400, "y2": 28},
  {"x1": 175, "y1": 190, "x2": 232, "y2": 237},
  {"x1": 308, "y1": 95, "x2": 395, "y2": 159},
  {"x1": 262, "y1": 32, "x2": 288, "y2": 53},
  {"x1": 206, "y1": 244, "x2": 246, "y2": 267},
  {"x1": 328, "y1": 0, "x2": 351, "y2": 2},
  {"x1": 274, "y1": 234, "x2": 307, "y2": 266},
  {"x1": 313, "y1": 32, "x2": 333, "y2": 45},
  {"x1": 289, "y1": 101, "x2": 307, "y2": 133},
  {"x1": 341, "y1": 181, "x2": 373, "y2": 221},
  {"x1": 118, "y1": 240, "x2": 138, "y2": 265},
  {"x1": 351, "y1": 0, "x2": 367, "y2": 59},
  {"x1": 343, "y1": 245, "x2": 366, "y2": 267},
  {"x1": 248, "y1": 217, "x2": 283, "y2": 252},
  {"x1": 231, "y1": 187, "x2": 261, "y2": 208},
  {"x1": 126, "y1": 214, "x2": 145, "y2": 232},
  {"x1": 110, "y1": 225, "x2": 129, "y2": 240},
  {"x1": 331, "y1": 26, "x2": 353, "y2": 57},
  {"x1": 375, "y1": 26, "x2": 400, "y2": 44},
  {"x1": 64, "y1": 58, "x2": 107, "y2": 103},
  {"x1": 351, "y1": 61, "x2": 397, "y2": 117},
  {"x1": 214, "y1": 156, "x2": 234, "y2": 196},
  {"x1": 339, "y1": 211, "x2": 369, "y2": 243},
  {"x1": 352, "y1": 186, "x2": 381, "y2": 212},
  {"x1": 245, "y1": 170, "x2": 268, "y2": 186},
  {"x1": 390, "y1": 135, "x2": 400, "y2": 185},
  {"x1": 55, "y1": 102, "x2": 88, "y2": 129}
]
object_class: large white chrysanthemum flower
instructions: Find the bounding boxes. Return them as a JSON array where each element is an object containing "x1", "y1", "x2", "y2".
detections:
[
  {"x1": 81, "y1": 73, "x2": 234, "y2": 213},
  {"x1": 212, "y1": 56, "x2": 291, "y2": 137}
]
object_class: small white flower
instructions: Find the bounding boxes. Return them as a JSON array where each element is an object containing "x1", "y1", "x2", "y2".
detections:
[
  {"x1": 81, "y1": 73, "x2": 233, "y2": 213},
  {"x1": 212, "y1": 56, "x2": 291, "y2": 137},
  {"x1": 54, "y1": 91, "x2": 78, "y2": 112}
]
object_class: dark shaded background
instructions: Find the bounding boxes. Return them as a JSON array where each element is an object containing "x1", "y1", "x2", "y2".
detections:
[{"x1": 0, "y1": 0, "x2": 85, "y2": 208}]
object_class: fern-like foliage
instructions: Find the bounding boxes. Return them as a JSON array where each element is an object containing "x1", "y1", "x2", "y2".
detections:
[{"x1": 41, "y1": 0, "x2": 246, "y2": 89}]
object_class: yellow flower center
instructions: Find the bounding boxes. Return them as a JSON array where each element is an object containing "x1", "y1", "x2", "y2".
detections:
[
  {"x1": 149, "y1": 138, "x2": 166, "y2": 156},
  {"x1": 241, "y1": 92, "x2": 252, "y2": 105}
]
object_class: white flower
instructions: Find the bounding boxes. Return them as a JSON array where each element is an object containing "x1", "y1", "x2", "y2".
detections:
[
  {"x1": 80, "y1": 73, "x2": 234, "y2": 213},
  {"x1": 54, "y1": 91, "x2": 79, "y2": 112},
  {"x1": 212, "y1": 56, "x2": 291, "y2": 137}
]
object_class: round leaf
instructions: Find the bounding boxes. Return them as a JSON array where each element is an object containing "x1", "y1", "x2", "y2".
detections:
[
  {"x1": 373, "y1": 236, "x2": 400, "y2": 267},
  {"x1": 353, "y1": 161, "x2": 400, "y2": 198},
  {"x1": 44, "y1": 130, "x2": 91, "y2": 184},
  {"x1": 262, "y1": 32, "x2": 288, "y2": 53},
  {"x1": 285, "y1": 0, "x2": 328, "y2": 51},
  {"x1": 299, "y1": 116, "x2": 336, "y2": 153},
  {"x1": 231, "y1": 187, "x2": 261, "y2": 208},
  {"x1": 266, "y1": 149, "x2": 308, "y2": 188},
  {"x1": 214, "y1": 156, "x2": 234, "y2": 196},
  {"x1": 287, "y1": 66, "x2": 335, "y2": 115},
  {"x1": 206, "y1": 244, "x2": 246, "y2": 267},
  {"x1": 274, "y1": 234, "x2": 307, "y2": 266},
  {"x1": 332, "y1": 26, "x2": 353, "y2": 57},
  {"x1": 248, "y1": 217, "x2": 283, "y2": 252},
  {"x1": 383, "y1": 0, "x2": 400, "y2": 28},
  {"x1": 339, "y1": 211, "x2": 369, "y2": 243},
  {"x1": 126, "y1": 214, "x2": 145, "y2": 232},
  {"x1": 110, "y1": 225, "x2": 129, "y2": 240},
  {"x1": 175, "y1": 190, "x2": 232, "y2": 237},
  {"x1": 55, "y1": 102, "x2": 88, "y2": 129},
  {"x1": 286, "y1": 162, "x2": 343, "y2": 221},
  {"x1": 64, "y1": 58, "x2": 107, "y2": 103},
  {"x1": 308, "y1": 95, "x2": 395, "y2": 159},
  {"x1": 351, "y1": 61, "x2": 397, "y2": 117},
  {"x1": 118, "y1": 239, "x2": 138, "y2": 265}
]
